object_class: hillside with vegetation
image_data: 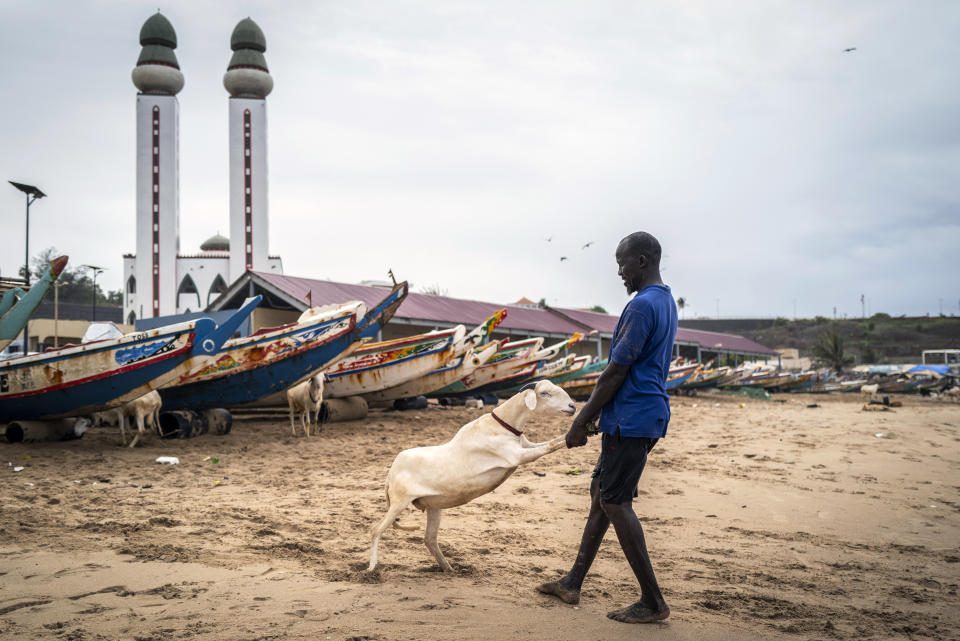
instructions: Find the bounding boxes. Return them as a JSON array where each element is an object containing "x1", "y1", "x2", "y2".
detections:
[{"x1": 680, "y1": 315, "x2": 960, "y2": 364}]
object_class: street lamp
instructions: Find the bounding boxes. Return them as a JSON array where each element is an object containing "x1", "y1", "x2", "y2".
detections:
[
  {"x1": 9, "y1": 181, "x2": 46, "y2": 354},
  {"x1": 80, "y1": 265, "x2": 106, "y2": 322}
]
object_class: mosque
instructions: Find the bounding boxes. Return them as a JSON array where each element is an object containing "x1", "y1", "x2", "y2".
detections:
[{"x1": 122, "y1": 12, "x2": 283, "y2": 325}]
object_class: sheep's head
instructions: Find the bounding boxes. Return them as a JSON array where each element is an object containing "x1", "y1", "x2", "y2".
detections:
[
  {"x1": 310, "y1": 374, "x2": 324, "y2": 394},
  {"x1": 523, "y1": 379, "x2": 577, "y2": 416}
]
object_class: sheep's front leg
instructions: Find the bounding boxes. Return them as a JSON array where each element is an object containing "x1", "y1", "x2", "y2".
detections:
[
  {"x1": 425, "y1": 509, "x2": 452, "y2": 572},
  {"x1": 510, "y1": 437, "x2": 566, "y2": 465}
]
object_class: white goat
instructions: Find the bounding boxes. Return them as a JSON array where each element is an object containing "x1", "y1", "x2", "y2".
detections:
[
  {"x1": 287, "y1": 374, "x2": 324, "y2": 437},
  {"x1": 368, "y1": 379, "x2": 575, "y2": 572},
  {"x1": 860, "y1": 383, "x2": 880, "y2": 398},
  {"x1": 93, "y1": 391, "x2": 161, "y2": 447},
  {"x1": 120, "y1": 390, "x2": 162, "y2": 447}
]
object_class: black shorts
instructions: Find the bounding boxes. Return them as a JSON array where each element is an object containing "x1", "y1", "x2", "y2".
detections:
[{"x1": 592, "y1": 429, "x2": 658, "y2": 504}]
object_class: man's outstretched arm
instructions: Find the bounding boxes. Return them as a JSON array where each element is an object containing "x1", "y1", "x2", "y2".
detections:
[{"x1": 565, "y1": 361, "x2": 629, "y2": 448}]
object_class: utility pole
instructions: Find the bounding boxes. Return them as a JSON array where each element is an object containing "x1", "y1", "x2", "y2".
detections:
[
  {"x1": 9, "y1": 181, "x2": 46, "y2": 354},
  {"x1": 860, "y1": 294, "x2": 865, "y2": 319}
]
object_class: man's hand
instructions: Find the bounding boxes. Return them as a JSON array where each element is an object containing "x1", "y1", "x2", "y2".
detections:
[{"x1": 565, "y1": 415, "x2": 591, "y2": 448}]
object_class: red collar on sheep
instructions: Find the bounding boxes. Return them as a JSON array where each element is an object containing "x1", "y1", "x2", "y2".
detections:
[{"x1": 490, "y1": 411, "x2": 522, "y2": 436}]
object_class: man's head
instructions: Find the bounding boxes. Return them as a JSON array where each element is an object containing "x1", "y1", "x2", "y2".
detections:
[{"x1": 615, "y1": 232, "x2": 661, "y2": 294}]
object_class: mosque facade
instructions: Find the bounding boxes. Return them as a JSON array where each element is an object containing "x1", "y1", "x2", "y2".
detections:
[{"x1": 122, "y1": 13, "x2": 282, "y2": 324}]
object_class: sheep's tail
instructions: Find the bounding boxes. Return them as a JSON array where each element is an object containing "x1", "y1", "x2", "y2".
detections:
[{"x1": 385, "y1": 481, "x2": 420, "y2": 531}]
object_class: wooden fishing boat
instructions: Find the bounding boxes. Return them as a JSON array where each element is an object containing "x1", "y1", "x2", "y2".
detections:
[
  {"x1": 0, "y1": 256, "x2": 68, "y2": 352},
  {"x1": 363, "y1": 340, "x2": 504, "y2": 402},
  {"x1": 666, "y1": 367, "x2": 696, "y2": 390},
  {"x1": 678, "y1": 366, "x2": 730, "y2": 390},
  {"x1": 453, "y1": 333, "x2": 585, "y2": 396},
  {"x1": 549, "y1": 355, "x2": 590, "y2": 383},
  {"x1": 550, "y1": 357, "x2": 606, "y2": 386},
  {"x1": 361, "y1": 309, "x2": 508, "y2": 402},
  {"x1": 325, "y1": 324, "x2": 467, "y2": 398},
  {"x1": 160, "y1": 282, "x2": 408, "y2": 410},
  {"x1": 432, "y1": 337, "x2": 545, "y2": 395},
  {"x1": 495, "y1": 354, "x2": 583, "y2": 397},
  {"x1": 560, "y1": 371, "x2": 601, "y2": 400},
  {"x1": 0, "y1": 297, "x2": 258, "y2": 421}
]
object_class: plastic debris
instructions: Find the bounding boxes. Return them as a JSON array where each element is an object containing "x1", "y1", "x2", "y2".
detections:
[
  {"x1": 874, "y1": 433, "x2": 885, "y2": 438},
  {"x1": 566, "y1": 467, "x2": 583, "y2": 475},
  {"x1": 13, "y1": 466, "x2": 24, "y2": 472},
  {"x1": 155, "y1": 456, "x2": 179, "y2": 465}
]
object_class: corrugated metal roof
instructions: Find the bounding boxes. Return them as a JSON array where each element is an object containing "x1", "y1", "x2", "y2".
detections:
[
  {"x1": 675, "y1": 327, "x2": 778, "y2": 355},
  {"x1": 253, "y1": 272, "x2": 584, "y2": 336},
  {"x1": 253, "y1": 272, "x2": 777, "y2": 355},
  {"x1": 553, "y1": 305, "x2": 778, "y2": 355}
]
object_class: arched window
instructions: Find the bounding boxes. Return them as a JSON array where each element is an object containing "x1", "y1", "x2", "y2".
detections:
[
  {"x1": 207, "y1": 273, "x2": 227, "y2": 306},
  {"x1": 127, "y1": 275, "x2": 136, "y2": 294},
  {"x1": 177, "y1": 274, "x2": 201, "y2": 311},
  {"x1": 127, "y1": 311, "x2": 137, "y2": 326}
]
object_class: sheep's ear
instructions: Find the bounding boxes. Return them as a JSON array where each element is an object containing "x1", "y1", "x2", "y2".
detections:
[{"x1": 524, "y1": 389, "x2": 537, "y2": 410}]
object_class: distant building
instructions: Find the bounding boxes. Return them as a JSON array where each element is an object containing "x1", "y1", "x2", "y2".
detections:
[{"x1": 123, "y1": 13, "x2": 281, "y2": 325}]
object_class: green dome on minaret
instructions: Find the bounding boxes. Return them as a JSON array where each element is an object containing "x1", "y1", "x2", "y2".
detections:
[
  {"x1": 139, "y1": 12, "x2": 177, "y2": 48},
  {"x1": 230, "y1": 18, "x2": 266, "y2": 53},
  {"x1": 224, "y1": 17, "x2": 273, "y2": 98},
  {"x1": 132, "y1": 11, "x2": 184, "y2": 95}
]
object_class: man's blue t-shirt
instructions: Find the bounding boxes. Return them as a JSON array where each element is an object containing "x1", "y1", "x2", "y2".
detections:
[{"x1": 598, "y1": 285, "x2": 678, "y2": 439}]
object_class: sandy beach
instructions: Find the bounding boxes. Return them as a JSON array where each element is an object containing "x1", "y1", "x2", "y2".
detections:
[{"x1": 1, "y1": 392, "x2": 958, "y2": 640}]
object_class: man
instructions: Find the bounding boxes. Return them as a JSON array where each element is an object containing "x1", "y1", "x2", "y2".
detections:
[{"x1": 537, "y1": 231, "x2": 677, "y2": 624}]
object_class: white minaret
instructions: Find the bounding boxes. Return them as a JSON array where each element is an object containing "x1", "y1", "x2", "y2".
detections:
[
  {"x1": 130, "y1": 12, "x2": 183, "y2": 318},
  {"x1": 224, "y1": 18, "x2": 273, "y2": 282}
]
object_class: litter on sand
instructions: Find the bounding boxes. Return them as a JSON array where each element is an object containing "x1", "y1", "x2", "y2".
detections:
[
  {"x1": 155, "y1": 456, "x2": 180, "y2": 465},
  {"x1": 875, "y1": 433, "x2": 885, "y2": 438}
]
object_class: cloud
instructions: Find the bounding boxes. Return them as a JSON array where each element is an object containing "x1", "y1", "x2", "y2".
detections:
[{"x1": 1, "y1": 0, "x2": 957, "y2": 318}]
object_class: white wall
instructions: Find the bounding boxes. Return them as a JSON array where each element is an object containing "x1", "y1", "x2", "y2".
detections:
[
  {"x1": 135, "y1": 94, "x2": 180, "y2": 317},
  {"x1": 229, "y1": 97, "x2": 270, "y2": 282}
]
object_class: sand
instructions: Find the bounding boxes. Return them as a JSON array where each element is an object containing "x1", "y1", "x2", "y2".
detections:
[{"x1": 1, "y1": 392, "x2": 958, "y2": 640}]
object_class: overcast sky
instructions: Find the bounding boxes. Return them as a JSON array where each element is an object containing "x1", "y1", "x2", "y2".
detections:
[{"x1": 2, "y1": 1, "x2": 958, "y2": 319}]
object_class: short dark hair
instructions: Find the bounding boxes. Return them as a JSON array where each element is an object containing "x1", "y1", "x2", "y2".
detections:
[{"x1": 619, "y1": 232, "x2": 661, "y2": 264}]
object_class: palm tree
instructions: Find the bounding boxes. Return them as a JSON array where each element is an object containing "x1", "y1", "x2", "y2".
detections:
[
  {"x1": 812, "y1": 329, "x2": 855, "y2": 373},
  {"x1": 676, "y1": 297, "x2": 687, "y2": 320}
]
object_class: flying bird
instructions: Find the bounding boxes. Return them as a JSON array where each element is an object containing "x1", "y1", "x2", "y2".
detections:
[
  {"x1": 843, "y1": 47, "x2": 856, "y2": 53},
  {"x1": 545, "y1": 236, "x2": 553, "y2": 242},
  {"x1": 560, "y1": 256, "x2": 568, "y2": 262},
  {"x1": 581, "y1": 241, "x2": 594, "y2": 249}
]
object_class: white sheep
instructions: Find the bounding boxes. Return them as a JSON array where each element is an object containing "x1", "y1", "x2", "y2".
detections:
[
  {"x1": 860, "y1": 383, "x2": 880, "y2": 398},
  {"x1": 287, "y1": 374, "x2": 324, "y2": 437},
  {"x1": 119, "y1": 390, "x2": 162, "y2": 448},
  {"x1": 368, "y1": 379, "x2": 575, "y2": 572}
]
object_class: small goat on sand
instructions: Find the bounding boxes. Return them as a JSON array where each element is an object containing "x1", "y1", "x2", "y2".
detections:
[
  {"x1": 287, "y1": 374, "x2": 324, "y2": 437},
  {"x1": 94, "y1": 390, "x2": 162, "y2": 447},
  {"x1": 368, "y1": 379, "x2": 576, "y2": 571}
]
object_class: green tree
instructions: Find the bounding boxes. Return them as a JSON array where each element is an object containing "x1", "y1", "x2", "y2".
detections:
[
  {"x1": 25, "y1": 247, "x2": 121, "y2": 307},
  {"x1": 676, "y1": 297, "x2": 687, "y2": 320},
  {"x1": 812, "y1": 329, "x2": 855, "y2": 373},
  {"x1": 589, "y1": 304, "x2": 607, "y2": 314}
]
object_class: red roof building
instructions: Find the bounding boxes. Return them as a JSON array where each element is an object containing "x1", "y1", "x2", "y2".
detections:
[{"x1": 209, "y1": 271, "x2": 778, "y2": 362}]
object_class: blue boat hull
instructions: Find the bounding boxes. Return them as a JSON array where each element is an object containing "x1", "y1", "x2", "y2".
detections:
[{"x1": 159, "y1": 283, "x2": 408, "y2": 410}]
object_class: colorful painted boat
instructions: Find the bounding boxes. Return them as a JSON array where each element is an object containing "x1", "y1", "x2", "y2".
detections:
[
  {"x1": 362, "y1": 310, "x2": 508, "y2": 402},
  {"x1": 494, "y1": 354, "x2": 583, "y2": 397},
  {"x1": 551, "y1": 357, "x2": 606, "y2": 386},
  {"x1": 363, "y1": 340, "x2": 503, "y2": 402},
  {"x1": 159, "y1": 282, "x2": 408, "y2": 410},
  {"x1": 325, "y1": 324, "x2": 467, "y2": 398},
  {"x1": 432, "y1": 337, "x2": 545, "y2": 395},
  {"x1": 678, "y1": 366, "x2": 730, "y2": 390},
  {"x1": 560, "y1": 371, "x2": 601, "y2": 400},
  {"x1": 0, "y1": 298, "x2": 258, "y2": 421},
  {"x1": 0, "y1": 255, "x2": 68, "y2": 352},
  {"x1": 665, "y1": 367, "x2": 696, "y2": 390},
  {"x1": 452, "y1": 333, "x2": 586, "y2": 396}
]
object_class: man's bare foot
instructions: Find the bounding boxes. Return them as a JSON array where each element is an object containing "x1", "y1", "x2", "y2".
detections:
[
  {"x1": 536, "y1": 580, "x2": 581, "y2": 605},
  {"x1": 607, "y1": 600, "x2": 670, "y2": 623}
]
